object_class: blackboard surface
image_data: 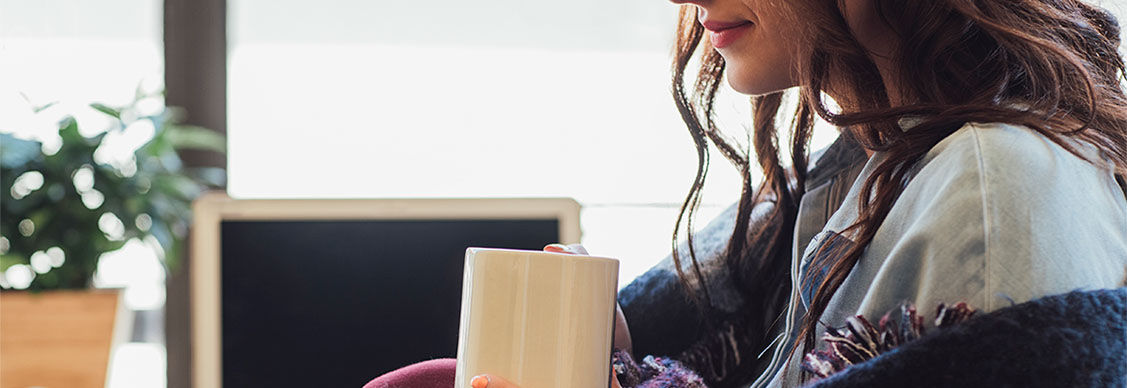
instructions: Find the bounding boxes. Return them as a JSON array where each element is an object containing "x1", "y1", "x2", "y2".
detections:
[{"x1": 220, "y1": 219, "x2": 559, "y2": 387}]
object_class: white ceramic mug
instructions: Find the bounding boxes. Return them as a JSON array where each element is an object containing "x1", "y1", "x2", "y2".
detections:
[{"x1": 454, "y1": 247, "x2": 620, "y2": 388}]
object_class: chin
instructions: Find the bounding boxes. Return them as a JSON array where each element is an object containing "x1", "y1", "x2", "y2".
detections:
[{"x1": 724, "y1": 62, "x2": 793, "y2": 96}]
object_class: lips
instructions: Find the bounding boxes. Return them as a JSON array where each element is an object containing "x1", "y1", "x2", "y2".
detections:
[{"x1": 702, "y1": 20, "x2": 754, "y2": 49}]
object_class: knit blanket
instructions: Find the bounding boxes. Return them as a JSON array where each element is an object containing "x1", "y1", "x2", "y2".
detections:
[{"x1": 613, "y1": 287, "x2": 1127, "y2": 388}]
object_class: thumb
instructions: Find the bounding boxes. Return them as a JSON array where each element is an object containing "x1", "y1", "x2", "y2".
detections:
[
  {"x1": 544, "y1": 243, "x2": 589, "y2": 255},
  {"x1": 470, "y1": 374, "x2": 520, "y2": 388}
]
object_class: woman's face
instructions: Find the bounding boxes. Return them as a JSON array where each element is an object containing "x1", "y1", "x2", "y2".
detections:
[
  {"x1": 669, "y1": 0, "x2": 800, "y2": 95},
  {"x1": 670, "y1": 0, "x2": 885, "y2": 97}
]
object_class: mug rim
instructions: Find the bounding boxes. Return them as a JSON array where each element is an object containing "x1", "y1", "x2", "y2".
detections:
[{"x1": 465, "y1": 247, "x2": 619, "y2": 264}]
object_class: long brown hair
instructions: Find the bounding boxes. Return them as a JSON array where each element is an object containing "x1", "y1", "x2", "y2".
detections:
[{"x1": 670, "y1": 0, "x2": 1127, "y2": 384}]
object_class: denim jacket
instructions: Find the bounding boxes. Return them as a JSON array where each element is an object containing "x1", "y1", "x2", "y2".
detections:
[
  {"x1": 618, "y1": 124, "x2": 1127, "y2": 388},
  {"x1": 618, "y1": 134, "x2": 868, "y2": 388}
]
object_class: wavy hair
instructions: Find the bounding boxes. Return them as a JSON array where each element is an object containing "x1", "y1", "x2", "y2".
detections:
[{"x1": 669, "y1": 0, "x2": 1127, "y2": 384}]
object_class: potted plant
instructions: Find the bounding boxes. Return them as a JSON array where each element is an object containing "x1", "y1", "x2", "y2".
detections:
[{"x1": 0, "y1": 90, "x2": 225, "y2": 388}]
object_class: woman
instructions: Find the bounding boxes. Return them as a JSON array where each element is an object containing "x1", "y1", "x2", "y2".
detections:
[{"x1": 368, "y1": 0, "x2": 1127, "y2": 386}]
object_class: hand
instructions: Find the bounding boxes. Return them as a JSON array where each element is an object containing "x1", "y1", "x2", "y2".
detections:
[
  {"x1": 543, "y1": 244, "x2": 634, "y2": 356},
  {"x1": 469, "y1": 244, "x2": 628, "y2": 388},
  {"x1": 469, "y1": 370, "x2": 623, "y2": 388}
]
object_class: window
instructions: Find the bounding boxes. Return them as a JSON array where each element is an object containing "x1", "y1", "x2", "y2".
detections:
[{"x1": 227, "y1": 0, "x2": 751, "y2": 285}]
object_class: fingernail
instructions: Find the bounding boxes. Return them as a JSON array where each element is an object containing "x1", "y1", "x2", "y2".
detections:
[
  {"x1": 470, "y1": 375, "x2": 489, "y2": 388},
  {"x1": 544, "y1": 243, "x2": 569, "y2": 252}
]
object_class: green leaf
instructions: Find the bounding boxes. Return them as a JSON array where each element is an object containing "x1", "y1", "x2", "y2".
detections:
[
  {"x1": 148, "y1": 218, "x2": 173, "y2": 255},
  {"x1": 18, "y1": 92, "x2": 58, "y2": 114},
  {"x1": 165, "y1": 125, "x2": 226, "y2": 153},
  {"x1": 0, "y1": 133, "x2": 43, "y2": 168},
  {"x1": 165, "y1": 234, "x2": 182, "y2": 274},
  {"x1": 133, "y1": 82, "x2": 147, "y2": 102},
  {"x1": 0, "y1": 254, "x2": 28, "y2": 271},
  {"x1": 90, "y1": 103, "x2": 121, "y2": 119},
  {"x1": 151, "y1": 173, "x2": 203, "y2": 200},
  {"x1": 33, "y1": 101, "x2": 58, "y2": 114},
  {"x1": 56, "y1": 116, "x2": 82, "y2": 142},
  {"x1": 104, "y1": 238, "x2": 127, "y2": 251},
  {"x1": 184, "y1": 167, "x2": 227, "y2": 188}
]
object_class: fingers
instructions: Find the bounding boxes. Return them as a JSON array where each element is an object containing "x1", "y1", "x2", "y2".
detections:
[
  {"x1": 544, "y1": 243, "x2": 589, "y2": 255},
  {"x1": 469, "y1": 374, "x2": 518, "y2": 388},
  {"x1": 613, "y1": 303, "x2": 633, "y2": 354},
  {"x1": 567, "y1": 243, "x2": 590, "y2": 255},
  {"x1": 470, "y1": 371, "x2": 621, "y2": 388}
]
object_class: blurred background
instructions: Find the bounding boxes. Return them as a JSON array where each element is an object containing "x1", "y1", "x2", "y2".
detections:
[{"x1": 1, "y1": 0, "x2": 1124, "y2": 387}]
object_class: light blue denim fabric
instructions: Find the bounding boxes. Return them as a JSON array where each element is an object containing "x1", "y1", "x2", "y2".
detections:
[{"x1": 755, "y1": 122, "x2": 1127, "y2": 388}]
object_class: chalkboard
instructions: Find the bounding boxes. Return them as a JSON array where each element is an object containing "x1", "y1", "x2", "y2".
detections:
[{"x1": 220, "y1": 219, "x2": 559, "y2": 387}]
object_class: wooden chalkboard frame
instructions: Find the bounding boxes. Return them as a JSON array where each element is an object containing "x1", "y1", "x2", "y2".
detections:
[{"x1": 189, "y1": 191, "x2": 581, "y2": 388}]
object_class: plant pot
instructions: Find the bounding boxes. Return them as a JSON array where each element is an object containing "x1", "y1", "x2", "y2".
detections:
[{"x1": 0, "y1": 289, "x2": 131, "y2": 388}]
